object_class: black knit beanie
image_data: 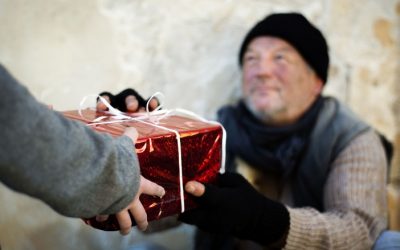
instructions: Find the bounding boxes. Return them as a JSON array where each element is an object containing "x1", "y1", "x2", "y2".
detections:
[{"x1": 239, "y1": 12, "x2": 329, "y2": 83}]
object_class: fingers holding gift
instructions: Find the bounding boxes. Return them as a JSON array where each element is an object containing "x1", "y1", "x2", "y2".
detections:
[
  {"x1": 96, "y1": 92, "x2": 114, "y2": 111},
  {"x1": 112, "y1": 176, "x2": 165, "y2": 235},
  {"x1": 125, "y1": 176, "x2": 164, "y2": 233},
  {"x1": 140, "y1": 176, "x2": 166, "y2": 198},
  {"x1": 131, "y1": 176, "x2": 165, "y2": 230},
  {"x1": 115, "y1": 89, "x2": 147, "y2": 112},
  {"x1": 96, "y1": 88, "x2": 160, "y2": 112},
  {"x1": 95, "y1": 214, "x2": 109, "y2": 222},
  {"x1": 125, "y1": 95, "x2": 140, "y2": 112},
  {"x1": 117, "y1": 88, "x2": 160, "y2": 112},
  {"x1": 147, "y1": 97, "x2": 159, "y2": 111},
  {"x1": 128, "y1": 199, "x2": 148, "y2": 231},
  {"x1": 115, "y1": 209, "x2": 135, "y2": 235}
]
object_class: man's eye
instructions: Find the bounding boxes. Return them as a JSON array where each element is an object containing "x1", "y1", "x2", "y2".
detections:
[
  {"x1": 275, "y1": 54, "x2": 285, "y2": 61},
  {"x1": 244, "y1": 55, "x2": 255, "y2": 62}
]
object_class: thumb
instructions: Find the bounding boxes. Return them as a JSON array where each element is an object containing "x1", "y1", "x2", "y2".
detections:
[
  {"x1": 123, "y1": 127, "x2": 138, "y2": 143},
  {"x1": 185, "y1": 181, "x2": 220, "y2": 208},
  {"x1": 185, "y1": 181, "x2": 205, "y2": 197}
]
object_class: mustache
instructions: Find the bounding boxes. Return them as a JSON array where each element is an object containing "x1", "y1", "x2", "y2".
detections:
[
  {"x1": 248, "y1": 85, "x2": 280, "y2": 94},
  {"x1": 246, "y1": 78, "x2": 280, "y2": 90}
]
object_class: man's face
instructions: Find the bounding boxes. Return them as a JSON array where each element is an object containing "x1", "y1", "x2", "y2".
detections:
[{"x1": 242, "y1": 37, "x2": 323, "y2": 126}]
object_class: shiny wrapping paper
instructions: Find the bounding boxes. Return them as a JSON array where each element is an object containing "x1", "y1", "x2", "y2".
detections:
[{"x1": 62, "y1": 109, "x2": 223, "y2": 231}]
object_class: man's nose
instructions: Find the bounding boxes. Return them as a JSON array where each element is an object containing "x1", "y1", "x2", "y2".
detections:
[{"x1": 255, "y1": 58, "x2": 274, "y2": 76}]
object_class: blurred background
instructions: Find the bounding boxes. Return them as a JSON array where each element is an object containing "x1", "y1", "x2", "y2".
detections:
[{"x1": 0, "y1": 0, "x2": 399, "y2": 249}]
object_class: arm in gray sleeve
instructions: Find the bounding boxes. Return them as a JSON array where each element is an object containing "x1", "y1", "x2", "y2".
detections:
[{"x1": 0, "y1": 64, "x2": 141, "y2": 218}]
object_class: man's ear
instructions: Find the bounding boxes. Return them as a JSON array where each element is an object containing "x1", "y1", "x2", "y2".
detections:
[{"x1": 313, "y1": 77, "x2": 324, "y2": 95}]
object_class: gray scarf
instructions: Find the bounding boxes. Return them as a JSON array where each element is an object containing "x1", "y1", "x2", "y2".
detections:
[{"x1": 218, "y1": 97, "x2": 370, "y2": 211}]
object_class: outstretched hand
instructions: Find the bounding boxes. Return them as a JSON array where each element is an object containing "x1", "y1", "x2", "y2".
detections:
[
  {"x1": 118, "y1": 176, "x2": 165, "y2": 234},
  {"x1": 179, "y1": 172, "x2": 290, "y2": 246},
  {"x1": 96, "y1": 176, "x2": 165, "y2": 235},
  {"x1": 96, "y1": 127, "x2": 165, "y2": 235},
  {"x1": 96, "y1": 88, "x2": 159, "y2": 113}
]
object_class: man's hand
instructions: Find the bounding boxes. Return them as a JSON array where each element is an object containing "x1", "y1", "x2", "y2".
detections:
[
  {"x1": 96, "y1": 127, "x2": 165, "y2": 235},
  {"x1": 116, "y1": 176, "x2": 165, "y2": 235},
  {"x1": 179, "y1": 173, "x2": 290, "y2": 246},
  {"x1": 96, "y1": 88, "x2": 159, "y2": 112},
  {"x1": 96, "y1": 176, "x2": 165, "y2": 235}
]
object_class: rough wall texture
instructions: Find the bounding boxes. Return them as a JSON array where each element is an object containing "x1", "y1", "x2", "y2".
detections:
[{"x1": 0, "y1": 0, "x2": 399, "y2": 249}]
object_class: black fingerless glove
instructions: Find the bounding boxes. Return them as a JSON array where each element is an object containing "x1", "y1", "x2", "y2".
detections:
[
  {"x1": 179, "y1": 172, "x2": 289, "y2": 246},
  {"x1": 98, "y1": 88, "x2": 148, "y2": 112}
]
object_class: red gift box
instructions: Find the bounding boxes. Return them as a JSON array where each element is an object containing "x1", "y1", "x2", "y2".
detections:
[{"x1": 62, "y1": 109, "x2": 224, "y2": 231}]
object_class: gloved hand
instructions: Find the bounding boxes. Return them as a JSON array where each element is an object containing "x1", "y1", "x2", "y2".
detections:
[
  {"x1": 96, "y1": 88, "x2": 159, "y2": 112},
  {"x1": 179, "y1": 172, "x2": 289, "y2": 246}
]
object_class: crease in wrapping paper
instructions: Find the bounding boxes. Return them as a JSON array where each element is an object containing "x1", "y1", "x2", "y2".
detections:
[{"x1": 62, "y1": 108, "x2": 225, "y2": 231}]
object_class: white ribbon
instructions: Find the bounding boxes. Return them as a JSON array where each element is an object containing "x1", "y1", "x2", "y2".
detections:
[{"x1": 79, "y1": 93, "x2": 226, "y2": 213}]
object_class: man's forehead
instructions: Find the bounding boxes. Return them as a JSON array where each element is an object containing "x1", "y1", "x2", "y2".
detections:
[{"x1": 245, "y1": 37, "x2": 297, "y2": 53}]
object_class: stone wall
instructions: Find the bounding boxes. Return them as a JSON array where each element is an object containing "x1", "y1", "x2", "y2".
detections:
[{"x1": 0, "y1": 0, "x2": 399, "y2": 249}]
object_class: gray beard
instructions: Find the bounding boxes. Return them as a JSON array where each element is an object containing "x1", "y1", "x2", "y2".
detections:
[{"x1": 243, "y1": 98, "x2": 273, "y2": 124}]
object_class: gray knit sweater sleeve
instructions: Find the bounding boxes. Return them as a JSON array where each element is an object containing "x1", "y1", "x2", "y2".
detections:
[
  {"x1": 0, "y1": 64, "x2": 141, "y2": 218},
  {"x1": 284, "y1": 130, "x2": 387, "y2": 249}
]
